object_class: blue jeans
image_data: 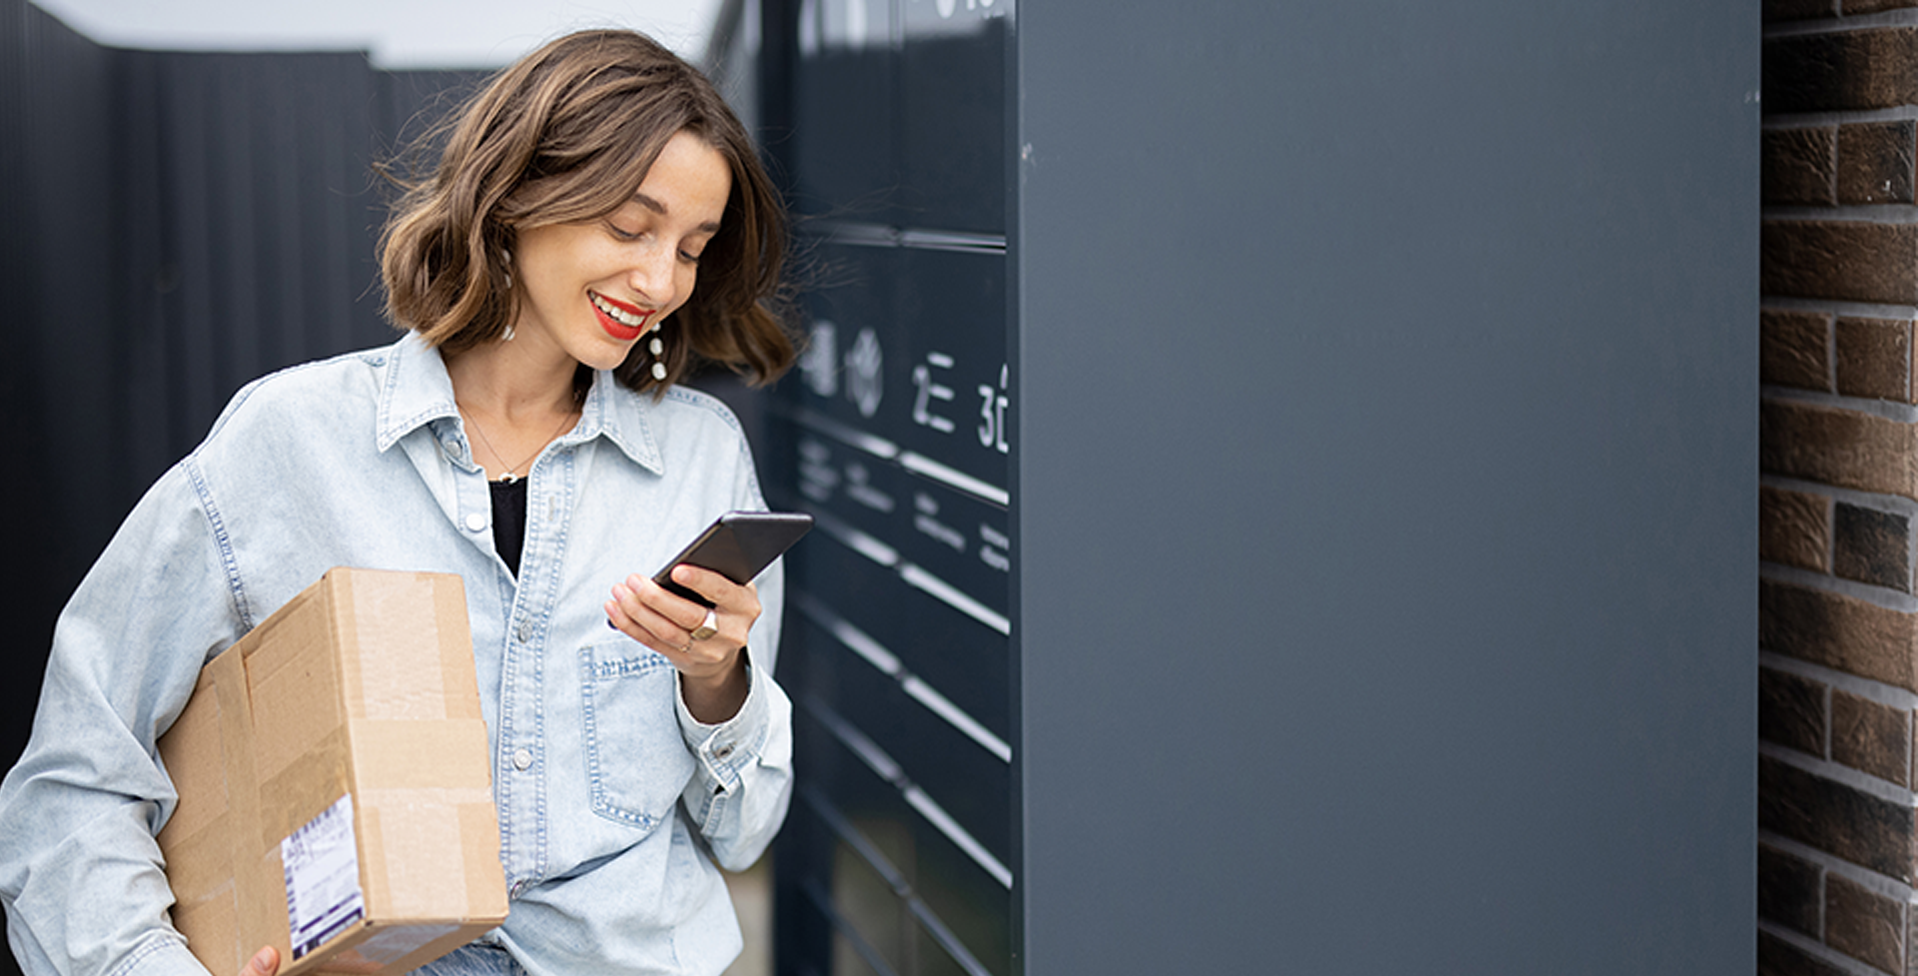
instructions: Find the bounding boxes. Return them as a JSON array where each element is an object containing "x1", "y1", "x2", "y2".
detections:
[{"x1": 411, "y1": 944, "x2": 528, "y2": 976}]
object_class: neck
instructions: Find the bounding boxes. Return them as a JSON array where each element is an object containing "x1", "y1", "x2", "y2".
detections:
[{"x1": 444, "y1": 338, "x2": 582, "y2": 421}]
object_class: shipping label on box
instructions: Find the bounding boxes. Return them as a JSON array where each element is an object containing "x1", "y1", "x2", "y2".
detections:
[{"x1": 157, "y1": 568, "x2": 509, "y2": 976}]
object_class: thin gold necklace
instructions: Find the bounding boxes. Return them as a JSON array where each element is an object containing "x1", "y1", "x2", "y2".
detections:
[{"x1": 459, "y1": 404, "x2": 577, "y2": 484}]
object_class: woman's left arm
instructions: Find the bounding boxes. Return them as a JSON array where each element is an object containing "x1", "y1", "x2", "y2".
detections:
[{"x1": 603, "y1": 557, "x2": 794, "y2": 870}]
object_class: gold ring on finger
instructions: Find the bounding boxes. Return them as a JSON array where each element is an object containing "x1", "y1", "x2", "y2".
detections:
[{"x1": 690, "y1": 608, "x2": 719, "y2": 641}]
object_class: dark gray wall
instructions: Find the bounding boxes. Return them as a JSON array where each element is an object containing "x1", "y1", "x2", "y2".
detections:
[{"x1": 1014, "y1": 3, "x2": 1756, "y2": 974}]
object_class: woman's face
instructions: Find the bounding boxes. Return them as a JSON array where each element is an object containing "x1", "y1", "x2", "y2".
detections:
[{"x1": 510, "y1": 129, "x2": 732, "y2": 372}]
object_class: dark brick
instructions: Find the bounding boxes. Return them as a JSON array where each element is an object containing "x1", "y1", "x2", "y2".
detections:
[
  {"x1": 1910, "y1": 897, "x2": 1918, "y2": 976},
  {"x1": 1762, "y1": 220, "x2": 1918, "y2": 305},
  {"x1": 1760, "y1": 929, "x2": 1848, "y2": 976},
  {"x1": 1762, "y1": 668, "x2": 1828, "y2": 756},
  {"x1": 1833, "y1": 690, "x2": 1911, "y2": 786},
  {"x1": 1764, "y1": 309, "x2": 1833, "y2": 392},
  {"x1": 1828, "y1": 873, "x2": 1906, "y2": 974},
  {"x1": 1761, "y1": 843, "x2": 1826, "y2": 937},
  {"x1": 1836, "y1": 316, "x2": 1911, "y2": 403},
  {"x1": 1767, "y1": 127, "x2": 1838, "y2": 205},
  {"x1": 1769, "y1": 0, "x2": 1835, "y2": 18},
  {"x1": 1839, "y1": 121, "x2": 1917, "y2": 205},
  {"x1": 1760, "y1": 578, "x2": 1918, "y2": 693},
  {"x1": 1761, "y1": 756, "x2": 1916, "y2": 883},
  {"x1": 1762, "y1": 485, "x2": 1831, "y2": 573},
  {"x1": 1761, "y1": 399, "x2": 1918, "y2": 502},
  {"x1": 1766, "y1": 28, "x2": 1918, "y2": 115},
  {"x1": 1849, "y1": 0, "x2": 1918, "y2": 13},
  {"x1": 1834, "y1": 502, "x2": 1913, "y2": 593}
]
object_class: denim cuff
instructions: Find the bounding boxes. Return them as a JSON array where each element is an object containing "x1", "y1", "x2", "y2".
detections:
[{"x1": 675, "y1": 650, "x2": 770, "y2": 796}]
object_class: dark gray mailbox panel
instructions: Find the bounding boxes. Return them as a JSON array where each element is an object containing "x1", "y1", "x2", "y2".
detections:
[{"x1": 768, "y1": 2, "x2": 1014, "y2": 975}]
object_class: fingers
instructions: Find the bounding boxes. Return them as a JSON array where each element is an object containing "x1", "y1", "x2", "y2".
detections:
[
  {"x1": 604, "y1": 568, "x2": 760, "y2": 670},
  {"x1": 241, "y1": 945, "x2": 279, "y2": 976},
  {"x1": 661, "y1": 564, "x2": 762, "y2": 620},
  {"x1": 603, "y1": 577, "x2": 690, "y2": 651}
]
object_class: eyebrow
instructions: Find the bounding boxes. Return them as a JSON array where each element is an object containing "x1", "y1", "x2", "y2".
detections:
[{"x1": 632, "y1": 192, "x2": 721, "y2": 234}]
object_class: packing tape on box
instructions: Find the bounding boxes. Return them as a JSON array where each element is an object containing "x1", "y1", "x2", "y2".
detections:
[
  {"x1": 356, "y1": 787, "x2": 497, "y2": 918},
  {"x1": 342, "y1": 573, "x2": 450, "y2": 722}
]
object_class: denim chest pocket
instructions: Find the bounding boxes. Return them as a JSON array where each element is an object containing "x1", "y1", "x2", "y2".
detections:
[{"x1": 579, "y1": 642, "x2": 697, "y2": 831}]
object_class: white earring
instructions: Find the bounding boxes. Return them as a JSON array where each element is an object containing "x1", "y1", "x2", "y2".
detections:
[
  {"x1": 649, "y1": 322, "x2": 667, "y2": 381},
  {"x1": 500, "y1": 249, "x2": 516, "y2": 341}
]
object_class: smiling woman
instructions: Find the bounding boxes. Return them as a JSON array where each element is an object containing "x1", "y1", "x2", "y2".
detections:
[
  {"x1": 380, "y1": 29, "x2": 793, "y2": 394},
  {"x1": 0, "y1": 26, "x2": 800, "y2": 976}
]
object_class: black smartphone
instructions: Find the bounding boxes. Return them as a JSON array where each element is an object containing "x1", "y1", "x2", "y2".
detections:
[{"x1": 652, "y1": 511, "x2": 814, "y2": 607}]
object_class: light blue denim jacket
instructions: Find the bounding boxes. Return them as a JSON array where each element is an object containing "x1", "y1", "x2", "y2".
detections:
[{"x1": 0, "y1": 333, "x2": 794, "y2": 976}]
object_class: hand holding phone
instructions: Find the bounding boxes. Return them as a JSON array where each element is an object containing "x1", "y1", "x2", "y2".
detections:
[{"x1": 652, "y1": 511, "x2": 813, "y2": 608}]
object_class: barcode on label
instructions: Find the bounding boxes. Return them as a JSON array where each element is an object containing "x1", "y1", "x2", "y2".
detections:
[{"x1": 282, "y1": 794, "x2": 365, "y2": 959}]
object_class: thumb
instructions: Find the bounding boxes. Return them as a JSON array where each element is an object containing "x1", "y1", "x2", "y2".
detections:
[{"x1": 240, "y1": 945, "x2": 279, "y2": 976}]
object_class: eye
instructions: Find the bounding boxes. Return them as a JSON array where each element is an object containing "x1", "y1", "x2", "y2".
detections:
[
  {"x1": 678, "y1": 249, "x2": 703, "y2": 265},
  {"x1": 606, "y1": 222, "x2": 643, "y2": 242}
]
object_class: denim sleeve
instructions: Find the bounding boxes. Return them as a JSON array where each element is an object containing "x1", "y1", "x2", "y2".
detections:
[
  {"x1": 673, "y1": 555, "x2": 795, "y2": 873},
  {"x1": 0, "y1": 461, "x2": 244, "y2": 976}
]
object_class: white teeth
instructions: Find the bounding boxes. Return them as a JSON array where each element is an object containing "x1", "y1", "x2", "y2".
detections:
[{"x1": 591, "y1": 293, "x2": 646, "y2": 327}]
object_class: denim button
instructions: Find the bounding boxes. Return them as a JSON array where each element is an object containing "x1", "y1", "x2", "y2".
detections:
[
  {"x1": 464, "y1": 512, "x2": 487, "y2": 533},
  {"x1": 516, "y1": 621, "x2": 534, "y2": 643},
  {"x1": 513, "y1": 748, "x2": 533, "y2": 771},
  {"x1": 714, "y1": 744, "x2": 734, "y2": 760}
]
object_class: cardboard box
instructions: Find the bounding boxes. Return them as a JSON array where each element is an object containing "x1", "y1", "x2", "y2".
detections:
[{"x1": 157, "y1": 568, "x2": 508, "y2": 976}]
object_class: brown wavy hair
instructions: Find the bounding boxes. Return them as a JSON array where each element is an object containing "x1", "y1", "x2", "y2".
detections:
[{"x1": 378, "y1": 29, "x2": 795, "y2": 395}]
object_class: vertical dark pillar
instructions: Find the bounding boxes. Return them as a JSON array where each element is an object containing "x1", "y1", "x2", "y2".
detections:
[
  {"x1": 1014, "y1": 3, "x2": 1757, "y2": 974},
  {"x1": 0, "y1": 7, "x2": 52, "y2": 891},
  {"x1": 3, "y1": 2, "x2": 120, "y2": 803}
]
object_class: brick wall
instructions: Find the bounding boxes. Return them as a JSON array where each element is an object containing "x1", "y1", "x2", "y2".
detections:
[{"x1": 1762, "y1": 3, "x2": 1918, "y2": 975}]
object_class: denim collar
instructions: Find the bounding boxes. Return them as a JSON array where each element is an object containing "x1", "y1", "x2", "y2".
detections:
[{"x1": 375, "y1": 332, "x2": 664, "y2": 476}]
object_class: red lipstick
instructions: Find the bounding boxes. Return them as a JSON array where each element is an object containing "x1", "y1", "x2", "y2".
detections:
[
  {"x1": 590, "y1": 291, "x2": 652, "y2": 342},
  {"x1": 586, "y1": 289, "x2": 655, "y2": 343}
]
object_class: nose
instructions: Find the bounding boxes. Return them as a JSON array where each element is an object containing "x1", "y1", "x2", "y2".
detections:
[{"x1": 626, "y1": 242, "x2": 677, "y2": 307}]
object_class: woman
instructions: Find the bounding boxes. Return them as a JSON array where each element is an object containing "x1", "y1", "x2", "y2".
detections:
[{"x1": 0, "y1": 29, "x2": 796, "y2": 976}]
